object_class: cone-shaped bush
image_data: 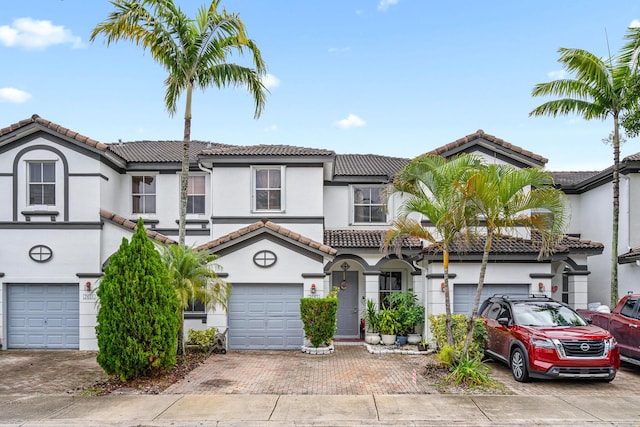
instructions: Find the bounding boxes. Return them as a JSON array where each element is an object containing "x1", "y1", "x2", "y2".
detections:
[{"x1": 96, "y1": 219, "x2": 179, "y2": 381}]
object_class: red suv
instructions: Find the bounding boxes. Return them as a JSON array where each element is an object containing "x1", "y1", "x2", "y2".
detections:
[{"x1": 479, "y1": 295, "x2": 620, "y2": 382}]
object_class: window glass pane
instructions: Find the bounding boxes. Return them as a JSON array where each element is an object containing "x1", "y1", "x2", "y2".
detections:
[
  {"x1": 269, "y1": 190, "x2": 281, "y2": 210},
  {"x1": 144, "y1": 195, "x2": 156, "y2": 213},
  {"x1": 143, "y1": 176, "x2": 155, "y2": 192},
  {"x1": 42, "y1": 163, "x2": 55, "y2": 182},
  {"x1": 29, "y1": 184, "x2": 41, "y2": 205},
  {"x1": 371, "y1": 206, "x2": 386, "y2": 222},
  {"x1": 188, "y1": 176, "x2": 205, "y2": 193},
  {"x1": 354, "y1": 206, "x2": 368, "y2": 222},
  {"x1": 132, "y1": 195, "x2": 142, "y2": 213},
  {"x1": 43, "y1": 184, "x2": 55, "y2": 204},
  {"x1": 29, "y1": 163, "x2": 41, "y2": 182},
  {"x1": 132, "y1": 176, "x2": 143, "y2": 193},
  {"x1": 268, "y1": 169, "x2": 281, "y2": 187},
  {"x1": 193, "y1": 196, "x2": 205, "y2": 213},
  {"x1": 256, "y1": 190, "x2": 269, "y2": 210},
  {"x1": 256, "y1": 169, "x2": 269, "y2": 188},
  {"x1": 370, "y1": 187, "x2": 383, "y2": 204}
]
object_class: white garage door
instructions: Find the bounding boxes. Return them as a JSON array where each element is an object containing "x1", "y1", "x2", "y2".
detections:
[
  {"x1": 228, "y1": 283, "x2": 303, "y2": 350},
  {"x1": 454, "y1": 284, "x2": 530, "y2": 315},
  {"x1": 7, "y1": 284, "x2": 79, "y2": 349}
]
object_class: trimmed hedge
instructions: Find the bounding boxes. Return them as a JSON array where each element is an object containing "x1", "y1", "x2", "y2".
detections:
[{"x1": 300, "y1": 297, "x2": 338, "y2": 348}]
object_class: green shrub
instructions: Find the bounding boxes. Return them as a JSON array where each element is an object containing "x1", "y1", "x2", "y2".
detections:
[
  {"x1": 385, "y1": 291, "x2": 425, "y2": 335},
  {"x1": 96, "y1": 218, "x2": 179, "y2": 381},
  {"x1": 300, "y1": 297, "x2": 338, "y2": 347},
  {"x1": 447, "y1": 355, "x2": 495, "y2": 387},
  {"x1": 378, "y1": 307, "x2": 400, "y2": 335},
  {"x1": 436, "y1": 344, "x2": 455, "y2": 366},
  {"x1": 187, "y1": 327, "x2": 217, "y2": 350},
  {"x1": 428, "y1": 314, "x2": 487, "y2": 360}
]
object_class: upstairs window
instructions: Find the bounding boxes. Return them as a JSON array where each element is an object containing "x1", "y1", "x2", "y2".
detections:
[
  {"x1": 353, "y1": 186, "x2": 386, "y2": 223},
  {"x1": 253, "y1": 166, "x2": 284, "y2": 211},
  {"x1": 132, "y1": 175, "x2": 156, "y2": 214},
  {"x1": 187, "y1": 175, "x2": 206, "y2": 214},
  {"x1": 28, "y1": 162, "x2": 56, "y2": 205}
]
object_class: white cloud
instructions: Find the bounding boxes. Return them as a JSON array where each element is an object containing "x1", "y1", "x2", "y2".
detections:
[
  {"x1": 262, "y1": 74, "x2": 280, "y2": 90},
  {"x1": 547, "y1": 70, "x2": 566, "y2": 79},
  {"x1": 334, "y1": 114, "x2": 365, "y2": 129},
  {"x1": 0, "y1": 87, "x2": 32, "y2": 103},
  {"x1": 263, "y1": 124, "x2": 278, "y2": 132},
  {"x1": 377, "y1": 0, "x2": 399, "y2": 11},
  {"x1": 0, "y1": 17, "x2": 84, "y2": 50},
  {"x1": 328, "y1": 46, "x2": 351, "y2": 53},
  {"x1": 630, "y1": 19, "x2": 640, "y2": 28}
]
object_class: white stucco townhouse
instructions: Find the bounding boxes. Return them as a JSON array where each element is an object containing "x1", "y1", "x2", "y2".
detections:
[{"x1": 0, "y1": 115, "x2": 638, "y2": 351}]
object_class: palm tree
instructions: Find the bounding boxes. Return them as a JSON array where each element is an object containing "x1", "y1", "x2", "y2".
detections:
[
  {"x1": 91, "y1": 0, "x2": 268, "y2": 245},
  {"x1": 620, "y1": 26, "x2": 640, "y2": 137},
  {"x1": 460, "y1": 165, "x2": 569, "y2": 356},
  {"x1": 529, "y1": 47, "x2": 638, "y2": 307},
  {"x1": 384, "y1": 154, "x2": 482, "y2": 347},
  {"x1": 162, "y1": 244, "x2": 231, "y2": 355}
]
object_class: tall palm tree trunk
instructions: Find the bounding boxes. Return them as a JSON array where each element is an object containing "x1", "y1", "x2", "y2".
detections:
[
  {"x1": 443, "y1": 249, "x2": 454, "y2": 347},
  {"x1": 179, "y1": 83, "x2": 194, "y2": 246},
  {"x1": 462, "y1": 230, "x2": 493, "y2": 357},
  {"x1": 610, "y1": 116, "x2": 620, "y2": 307}
]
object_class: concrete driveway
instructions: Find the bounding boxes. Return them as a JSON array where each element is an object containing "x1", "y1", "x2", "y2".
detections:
[{"x1": 1, "y1": 345, "x2": 639, "y2": 396}]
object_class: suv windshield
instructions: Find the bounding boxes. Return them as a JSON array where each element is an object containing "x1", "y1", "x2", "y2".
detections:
[{"x1": 512, "y1": 302, "x2": 587, "y2": 327}]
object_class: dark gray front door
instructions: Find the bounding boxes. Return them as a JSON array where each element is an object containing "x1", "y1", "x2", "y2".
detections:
[{"x1": 334, "y1": 271, "x2": 359, "y2": 337}]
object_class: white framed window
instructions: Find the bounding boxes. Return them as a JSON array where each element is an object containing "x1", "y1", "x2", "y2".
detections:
[
  {"x1": 379, "y1": 271, "x2": 402, "y2": 308},
  {"x1": 252, "y1": 166, "x2": 284, "y2": 211},
  {"x1": 187, "y1": 175, "x2": 206, "y2": 214},
  {"x1": 132, "y1": 175, "x2": 156, "y2": 214},
  {"x1": 353, "y1": 185, "x2": 386, "y2": 223},
  {"x1": 28, "y1": 161, "x2": 56, "y2": 206}
]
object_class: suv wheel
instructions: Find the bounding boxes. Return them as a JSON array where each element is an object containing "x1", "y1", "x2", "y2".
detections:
[{"x1": 510, "y1": 348, "x2": 530, "y2": 382}]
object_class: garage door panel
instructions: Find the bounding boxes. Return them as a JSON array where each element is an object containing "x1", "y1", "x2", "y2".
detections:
[
  {"x1": 454, "y1": 284, "x2": 530, "y2": 315},
  {"x1": 7, "y1": 284, "x2": 79, "y2": 349},
  {"x1": 229, "y1": 284, "x2": 303, "y2": 350}
]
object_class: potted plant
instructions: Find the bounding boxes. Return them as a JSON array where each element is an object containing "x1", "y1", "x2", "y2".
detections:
[
  {"x1": 378, "y1": 307, "x2": 400, "y2": 345},
  {"x1": 417, "y1": 336, "x2": 429, "y2": 352},
  {"x1": 386, "y1": 291, "x2": 425, "y2": 345},
  {"x1": 363, "y1": 299, "x2": 381, "y2": 345}
]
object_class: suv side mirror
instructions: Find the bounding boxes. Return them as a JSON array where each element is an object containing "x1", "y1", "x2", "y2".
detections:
[{"x1": 497, "y1": 317, "x2": 511, "y2": 327}]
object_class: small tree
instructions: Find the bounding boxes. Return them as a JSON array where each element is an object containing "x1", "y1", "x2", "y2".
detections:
[{"x1": 96, "y1": 219, "x2": 179, "y2": 381}]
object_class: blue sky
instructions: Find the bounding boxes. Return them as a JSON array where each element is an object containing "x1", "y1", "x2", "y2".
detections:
[{"x1": 1, "y1": 0, "x2": 640, "y2": 171}]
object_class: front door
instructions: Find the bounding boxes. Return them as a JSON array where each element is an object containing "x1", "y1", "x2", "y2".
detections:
[{"x1": 334, "y1": 271, "x2": 359, "y2": 337}]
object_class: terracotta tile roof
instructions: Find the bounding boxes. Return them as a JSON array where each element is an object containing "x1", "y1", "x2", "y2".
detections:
[
  {"x1": 196, "y1": 220, "x2": 337, "y2": 256},
  {"x1": 619, "y1": 247, "x2": 640, "y2": 263},
  {"x1": 324, "y1": 229, "x2": 422, "y2": 249},
  {"x1": 551, "y1": 171, "x2": 600, "y2": 186},
  {"x1": 624, "y1": 152, "x2": 640, "y2": 161},
  {"x1": 334, "y1": 154, "x2": 410, "y2": 178},
  {"x1": 423, "y1": 232, "x2": 603, "y2": 256},
  {"x1": 0, "y1": 114, "x2": 108, "y2": 150},
  {"x1": 424, "y1": 129, "x2": 548, "y2": 164},
  {"x1": 99, "y1": 209, "x2": 176, "y2": 245},
  {"x1": 107, "y1": 140, "x2": 230, "y2": 163},
  {"x1": 201, "y1": 144, "x2": 335, "y2": 156}
]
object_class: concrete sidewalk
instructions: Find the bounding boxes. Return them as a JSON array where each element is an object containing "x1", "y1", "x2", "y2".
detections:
[{"x1": 2, "y1": 393, "x2": 640, "y2": 426}]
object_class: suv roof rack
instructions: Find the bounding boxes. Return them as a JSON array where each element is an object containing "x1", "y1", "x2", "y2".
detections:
[{"x1": 489, "y1": 293, "x2": 551, "y2": 300}]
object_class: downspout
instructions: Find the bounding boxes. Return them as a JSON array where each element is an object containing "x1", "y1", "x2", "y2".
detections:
[{"x1": 198, "y1": 162, "x2": 213, "y2": 234}]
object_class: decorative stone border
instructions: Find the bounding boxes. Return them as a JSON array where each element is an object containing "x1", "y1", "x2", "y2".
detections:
[
  {"x1": 301, "y1": 341, "x2": 335, "y2": 355},
  {"x1": 365, "y1": 343, "x2": 433, "y2": 355}
]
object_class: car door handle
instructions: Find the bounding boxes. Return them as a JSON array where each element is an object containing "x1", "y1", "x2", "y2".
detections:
[{"x1": 630, "y1": 324, "x2": 638, "y2": 328}]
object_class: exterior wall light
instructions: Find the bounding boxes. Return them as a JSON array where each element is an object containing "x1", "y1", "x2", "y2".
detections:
[
  {"x1": 310, "y1": 283, "x2": 316, "y2": 294},
  {"x1": 85, "y1": 281, "x2": 92, "y2": 291}
]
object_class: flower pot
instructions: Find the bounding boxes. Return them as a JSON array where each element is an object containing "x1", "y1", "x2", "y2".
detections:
[
  {"x1": 396, "y1": 335, "x2": 408, "y2": 346},
  {"x1": 380, "y1": 334, "x2": 396, "y2": 346},
  {"x1": 365, "y1": 332, "x2": 381, "y2": 345},
  {"x1": 407, "y1": 333, "x2": 421, "y2": 345}
]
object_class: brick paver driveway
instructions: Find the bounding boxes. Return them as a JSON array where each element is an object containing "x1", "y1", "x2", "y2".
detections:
[
  {"x1": 1, "y1": 345, "x2": 638, "y2": 396},
  {"x1": 165, "y1": 344, "x2": 640, "y2": 396}
]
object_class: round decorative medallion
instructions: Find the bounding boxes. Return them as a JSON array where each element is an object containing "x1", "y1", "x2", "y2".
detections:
[
  {"x1": 253, "y1": 250, "x2": 277, "y2": 268},
  {"x1": 29, "y1": 245, "x2": 53, "y2": 263}
]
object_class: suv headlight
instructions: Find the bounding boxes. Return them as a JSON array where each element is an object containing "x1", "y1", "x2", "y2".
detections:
[
  {"x1": 531, "y1": 336, "x2": 555, "y2": 349},
  {"x1": 603, "y1": 337, "x2": 617, "y2": 356}
]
